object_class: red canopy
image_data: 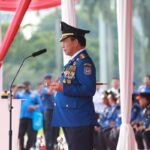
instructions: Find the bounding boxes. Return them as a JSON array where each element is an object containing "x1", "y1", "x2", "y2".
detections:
[
  {"x1": 0, "y1": 0, "x2": 61, "y2": 11},
  {"x1": 0, "y1": 0, "x2": 61, "y2": 67}
]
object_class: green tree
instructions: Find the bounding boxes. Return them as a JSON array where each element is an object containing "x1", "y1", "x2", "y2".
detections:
[
  {"x1": 81, "y1": 0, "x2": 118, "y2": 84},
  {"x1": 3, "y1": 13, "x2": 61, "y2": 88},
  {"x1": 81, "y1": 0, "x2": 150, "y2": 85},
  {"x1": 134, "y1": 0, "x2": 150, "y2": 74}
]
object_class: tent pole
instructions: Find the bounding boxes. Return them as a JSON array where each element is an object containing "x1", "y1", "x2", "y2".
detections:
[{"x1": 61, "y1": 0, "x2": 76, "y2": 65}]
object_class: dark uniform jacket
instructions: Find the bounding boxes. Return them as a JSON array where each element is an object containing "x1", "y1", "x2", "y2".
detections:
[{"x1": 52, "y1": 50, "x2": 97, "y2": 127}]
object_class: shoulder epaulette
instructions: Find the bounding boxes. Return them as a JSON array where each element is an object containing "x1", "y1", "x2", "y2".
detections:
[
  {"x1": 72, "y1": 53, "x2": 88, "y2": 65},
  {"x1": 79, "y1": 53, "x2": 88, "y2": 59}
]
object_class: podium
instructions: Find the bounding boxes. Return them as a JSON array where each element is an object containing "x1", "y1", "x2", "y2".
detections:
[{"x1": 0, "y1": 99, "x2": 21, "y2": 150}]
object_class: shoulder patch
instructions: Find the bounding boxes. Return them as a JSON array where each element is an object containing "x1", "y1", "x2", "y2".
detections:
[{"x1": 84, "y1": 63, "x2": 92, "y2": 75}]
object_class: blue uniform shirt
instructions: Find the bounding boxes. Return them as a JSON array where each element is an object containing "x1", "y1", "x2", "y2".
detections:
[
  {"x1": 52, "y1": 50, "x2": 97, "y2": 127},
  {"x1": 135, "y1": 104, "x2": 150, "y2": 128},
  {"x1": 16, "y1": 90, "x2": 41, "y2": 119},
  {"x1": 100, "y1": 104, "x2": 120, "y2": 129},
  {"x1": 138, "y1": 86, "x2": 150, "y2": 93},
  {"x1": 131, "y1": 101, "x2": 141, "y2": 122},
  {"x1": 115, "y1": 112, "x2": 122, "y2": 128},
  {"x1": 40, "y1": 86, "x2": 54, "y2": 112},
  {"x1": 99, "y1": 106, "x2": 110, "y2": 127}
]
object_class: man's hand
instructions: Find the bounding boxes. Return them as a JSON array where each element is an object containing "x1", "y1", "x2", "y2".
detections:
[
  {"x1": 28, "y1": 105, "x2": 39, "y2": 111},
  {"x1": 50, "y1": 82, "x2": 63, "y2": 91}
]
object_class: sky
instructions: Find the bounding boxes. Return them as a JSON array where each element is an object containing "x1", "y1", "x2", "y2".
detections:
[
  {"x1": 21, "y1": 11, "x2": 40, "y2": 39},
  {"x1": 21, "y1": 9, "x2": 57, "y2": 39},
  {"x1": 0, "y1": 9, "x2": 55, "y2": 39}
]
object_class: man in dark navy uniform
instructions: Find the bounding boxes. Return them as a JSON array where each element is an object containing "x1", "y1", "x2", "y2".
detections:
[{"x1": 50, "y1": 22, "x2": 97, "y2": 150}]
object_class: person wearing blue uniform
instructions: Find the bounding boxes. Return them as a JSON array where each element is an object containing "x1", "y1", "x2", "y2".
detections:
[
  {"x1": 130, "y1": 93, "x2": 141, "y2": 123},
  {"x1": 100, "y1": 92, "x2": 120, "y2": 130},
  {"x1": 97, "y1": 92, "x2": 120, "y2": 150},
  {"x1": 40, "y1": 74, "x2": 59, "y2": 150},
  {"x1": 138, "y1": 75, "x2": 150, "y2": 93},
  {"x1": 134, "y1": 92, "x2": 150, "y2": 149},
  {"x1": 50, "y1": 21, "x2": 97, "y2": 150},
  {"x1": 94, "y1": 91, "x2": 109, "y2": 150},
  {"x1": 15, "y1": 81, "x2": 41, "y2": 150}
]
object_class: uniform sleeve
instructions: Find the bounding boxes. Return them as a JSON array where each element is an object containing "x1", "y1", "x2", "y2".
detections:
[
  {"x1": 130, "y1": 104, "x2": 141, "y2": 122},
  {"x1": 36, "y1": 93, "x2": 42, "y2": 105},
  {"x1": 15, "y1": 91, "x2": 22, "y2": 99},
  {"x1": 63, "y1": 59, "x2": 96, "y2": 97},
  {"x1": 41, "y1": 87, "x2": 47, "y2": 95}
]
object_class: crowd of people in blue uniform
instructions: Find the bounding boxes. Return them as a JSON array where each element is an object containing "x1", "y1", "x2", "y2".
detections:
[
  {"x1": 93, "y1": 75, "x2": 150, "y2": 150},
  {"x1": 12, "y1": 74, "x2": 60, "y2": 150},
  {"x1": 9, "y1": 74, "x2": 150, "y2": 150}
]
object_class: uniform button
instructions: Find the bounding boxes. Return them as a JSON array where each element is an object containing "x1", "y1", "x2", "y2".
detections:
[
  {"x1": 66, "y1": 104, "x2": 69, "y2": 108},
  {"x1": 54, "y1": 103, "x2": 56, "y2": 106}
]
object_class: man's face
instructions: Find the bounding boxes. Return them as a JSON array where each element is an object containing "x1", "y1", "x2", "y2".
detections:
[
  {"x1": 139, "y1": 97, "x2": 148, "y2": 108},
  {"x1": 144, "y1": 77, "x2": 150, "y2": 87},
  {"x1": 44, "y1": 78, "x2": 51, "y2": 84},
  {"x1": 111, "y1": 79, "x2": 120, "y2": 89},
  {"x1": 61, "y1": 37, "x2": 76, "y2": 56},
  {"x1": 24, "y1": 84, "x2": 31, "y2": 91}
]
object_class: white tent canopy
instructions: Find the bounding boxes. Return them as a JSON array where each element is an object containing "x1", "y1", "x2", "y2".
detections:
[
  {"x1": 116, "y1": 0, "x2": 137, "y2": 149},
  {"x1": 61, "y1": 0, "x2": 76, "y2": 65}
]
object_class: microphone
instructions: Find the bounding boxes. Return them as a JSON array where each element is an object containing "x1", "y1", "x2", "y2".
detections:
[
  {"x1": 96, "y1": 82, "x2": 108, "y2": 85},
  {"x1": 9, "y1": 48, "x2": 47, "y2": 150},
  {"x1": 32, "y1": 49, "x2": 47, "y2": 57}
]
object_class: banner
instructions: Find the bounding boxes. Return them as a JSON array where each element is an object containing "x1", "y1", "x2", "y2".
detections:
[
  {"x1": 0, "y1": 0, "x2": 61, "y2": 11},
  {"x1": 0, "y1": 0, "x2": 61, "y2": 67}
]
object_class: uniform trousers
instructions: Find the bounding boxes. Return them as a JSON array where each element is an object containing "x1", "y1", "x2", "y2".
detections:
[
  {"x1": 63, "y1": 125, "x2": 94, "y2": 150},
  {"x1": 43, "y1": 108, "x2": 59, "y2": 150},
  {"x1": 136, "y1": 130, "x2": 150, "y2": 149},
  {"x1": 18, "y1": 118, "x2": 35, "y2": 150},
  {"x1": 143, "y1": 130, "x2": 150, "y2": 149}
]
